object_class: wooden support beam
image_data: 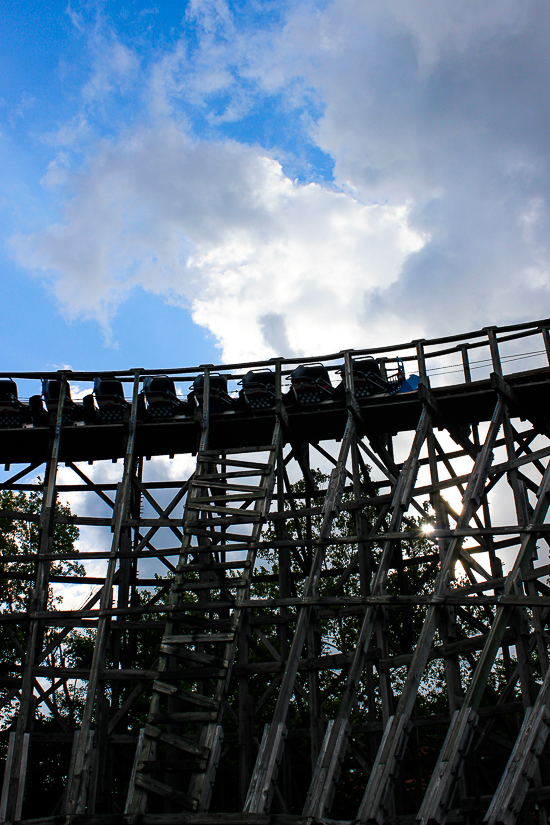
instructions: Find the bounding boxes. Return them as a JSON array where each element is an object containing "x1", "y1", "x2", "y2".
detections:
[
  {"x1": 484, "y1": 669, "x2": 550, "y2": 825},
  {"x1": 244, "y1": 414, "x2": 357, "y2": 813},
  {"x1": 303, "y1": 406, "x2": 431, "y2": 819},
  {"x1": 357, "y1": 397, "x2": 504, "y2": 825},
  {"x1": 2, "y1": 374, "x2": 68, "y2": 823},
  {"x1": 64, "y1": 371, "x2": 141, "y2": 816},
  {"x1": 416, "y1": 456, "x2": 550, "y2": 825}
]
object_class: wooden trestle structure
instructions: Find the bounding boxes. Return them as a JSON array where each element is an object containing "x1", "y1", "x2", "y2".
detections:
[{"x1": 3, "y1": 320, "x2": 550, "y2": 825}]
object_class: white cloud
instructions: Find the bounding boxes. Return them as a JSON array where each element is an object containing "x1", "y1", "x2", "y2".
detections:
[
  {"x1": 12, "y1": 125, "x2": 425, "y2": 360},
  {"x1": 10, "y1": 0, "x2": 550, "y2": 362},
  {"x1": 271, "y1": 0, "x2": 550, "y2": 332}
]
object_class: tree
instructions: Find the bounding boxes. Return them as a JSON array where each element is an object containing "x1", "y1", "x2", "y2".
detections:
[
  {"x1": 0, "y1": 488, "x2": 84, "y2": 612},
  {"x1": 0, "y1": 488, "x2": 86, "y2": 817}
]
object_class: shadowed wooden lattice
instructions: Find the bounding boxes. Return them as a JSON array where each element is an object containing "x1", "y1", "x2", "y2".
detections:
[{"x1": 1, "y1": 320, "x2": 550, "y2": 825}]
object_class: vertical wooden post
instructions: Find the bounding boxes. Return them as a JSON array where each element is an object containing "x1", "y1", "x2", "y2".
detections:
[
  {"x1": 541, "y1": 326, "x2": 550, "y2": 366},
  {"x1": 64, "y1": 371, "x2": 141, "y2": 816},
  {"x1": 200, "y1": 366, "x2": 211, "y2": 452},
  {"x1": 489, "y1": 326, "x2": 538, "y2": 707},
  {"x1": 461, "y1": 345, "x2": 472, "y2": 383},
  {"x1": 2, "y1": 374, "x2": 67, "y2": 822},
  {"x1": 486, "y1": 326, "x2": 502, "y2": 376},
  {"x1": 303, "y1": 407, "x2": 432, "y2": 820},
  {"x1": 358, "y1": 398, "x2": 505, "y2": 825},
  {"x1": 244, "y1": 413, "x2": 356, "y2": 813},
  {"x1": 414, "y1": 339, "x2": 428, "y2": 385}
]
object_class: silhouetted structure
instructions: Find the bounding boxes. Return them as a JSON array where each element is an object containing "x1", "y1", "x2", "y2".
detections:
[{"x1": 1, "y1": 319, "x2": 550, "y2": 825}]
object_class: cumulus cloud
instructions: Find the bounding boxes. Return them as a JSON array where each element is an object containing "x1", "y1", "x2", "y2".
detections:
[
  {"x1": 278, "y1": 0, "x2": 550, "y2": 331},
  {"x1": 12, "y1": 125, "x2": 424, "y2": 360},
  {"x1": 10, "y1": 0, "x2": 550, "y2": 361}
]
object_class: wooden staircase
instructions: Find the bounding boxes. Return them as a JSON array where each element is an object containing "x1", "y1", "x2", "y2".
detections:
[{"x1": 126, "y1": 423, "x2": 281, "y2": 814}]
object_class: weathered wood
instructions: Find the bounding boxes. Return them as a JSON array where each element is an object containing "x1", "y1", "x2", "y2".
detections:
[
  {"x1": 357, "y1": 397, "x2": 505, "y2": 825},
  {"x1": 484, "y1": 687, "x2": 550, "y2": 825},
  {"x1": 416, "y1": 457, "x2": 550, "y2": 825},
  {"x1": 64, "y1": 372, "x2": 141, "y2": 816},
  {"x1": 244, "y1": 414, "x2": 357, "y2": 813},
  {"x1": 2, "y1": 374, "x2": 68, "y2": 823},
  {"x1": 3, "y1": 323, "x2": 550, "y2": 825},
  {"x1": 416, "y1": 708, "x2": 478, "y2": 825},
  {"x1": 303, "y1": 406, "x2": 431, "y2": 819},
  {"x1": 244, "y1": 723, "x2": 287, "y2": 813},
  {"x1": 127, "y1": 419, "x2": 282, "y2": 816}
]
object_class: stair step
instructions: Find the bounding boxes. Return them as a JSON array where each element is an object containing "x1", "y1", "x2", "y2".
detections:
[
  {"x1": 163, "y1": 666, "x2": 228, "y2": 680},
  {"x1": 200, "y1": 445, "x2": 275, "y2": 456},
  {"x1": 186, "y1": 517, "x2": 260, "y2": 528},
  {"x1": 144, "y1": 724, "x2": 209, "y2": 758},
  {"x1": 141, "y1": 758, "x2": 208, "y2": 773},
  {"x1": 172, "y1": 578, "x2": 247, "y2": 592},
  {"x1": 150, "y1": 711, "x2": 218, "y2": 723},
  {"x1": 199, "y1": 457, "x2": 270, "y2": 470},
  {"x1": 187, "y1": 505, "x2": 264, "y2": 519},
  {"x1": 162, "y1": 615, "x2": 236, "y2": 632},
  {"x1": 186, "y1": 528, "x2": 260, "y2": 544},
  {"x1": 165, "y1": 606, "x2": 234, "y2": 618},
  {"x1": 197, "y1": 470, "x2": 270, "y2": 480},
  {"x1": 160, "y1": 644, "x2": 228, "y2": 667},
  {"x1": 153, "y1": 680, "x2": 220, "y2": 709},
  {"x1": 135, "y1": 772, "x2": 197, "y2": 810},
  {"x1": 191, "y1": 492, "x2": 267, "y2": 504},
  {"x1": 191, "y1": 480, "x2": 271, "y2": 493},
  {"x1": 177, "y1": 560, "x2": 250, "y2": 573},
  {"x1": 163, "y1": 633, "x2": 234, "y2": 644}
]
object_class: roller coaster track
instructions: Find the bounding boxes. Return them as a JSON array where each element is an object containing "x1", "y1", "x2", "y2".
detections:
[{"x1": 1, "y1": 319, "x2": 550, "y2": 824}]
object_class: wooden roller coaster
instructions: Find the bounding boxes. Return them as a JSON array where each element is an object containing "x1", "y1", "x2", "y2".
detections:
[{"x1": 1, "y1": 319, "x2": 550, "y2": 825}]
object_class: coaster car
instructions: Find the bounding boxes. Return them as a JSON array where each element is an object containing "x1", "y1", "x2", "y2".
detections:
[
  {"x1": 286, "y1": 364, "x2": 333, "y2": 406},
  {"x1": 83, "y1": 378, "x2": 129, "y2": 424},
  {"x1": 398, "y1": 373, "x2": 420, "y2": 393},
  {"x1": 29, "y1": 395, "x2": 48, "y2": 427},
  {"x1": 237, "y1": 370, "x2": 276, "y2": 412},
  {"x1": 40, "y1": 378, "x2": 83, "y2": 426},
  {"x1": 344, "y1": 357, "x2": 388, "y2": 398},
  {"x1": 139, "y1": 376, "x2": 188, "y2": 420},
  {"x1": 0, "y1": 380, "x2": 30, "y2": 428},
  {"x1": 386, "y1": 359, "x2": 407, "y2": 393},
  {"x1": 188, "y1": 374, "x2": 232, "y2": 415}
]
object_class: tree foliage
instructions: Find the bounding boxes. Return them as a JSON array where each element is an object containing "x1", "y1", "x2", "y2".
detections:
[{"x1": 0, "y1": 488, "x2": 84, "y2": 612}]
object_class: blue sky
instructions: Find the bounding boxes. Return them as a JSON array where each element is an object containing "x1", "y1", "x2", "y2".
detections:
[{"x1": 2, "y1": 0, "x2": 550, "y2": 373}]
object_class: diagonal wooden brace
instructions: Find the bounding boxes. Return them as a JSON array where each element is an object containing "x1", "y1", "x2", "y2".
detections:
[
  {"x1": 243, "y1": 723, "x2": 287, "y2": 813},
  {"x1": 484, "y1": 665, "x2": 550, "y2": 825},
  {"x1": 416, "y1": 708, "x2": 478, "y2": 825},
  {"x1": 357, "y1": 713, "x2": 412, "y2": 825}
]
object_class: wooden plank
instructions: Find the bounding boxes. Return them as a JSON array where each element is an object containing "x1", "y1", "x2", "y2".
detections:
[
  {"x1": 415, "y1": 448, "x2": 550, "y2": 825},
  {"x1": 416, "y1": 708, "x2": 478, "y2": 825},
  {"x1": 2, "y1": 374, "x2": 68, "y2": 823},
  {"x1": 244, "y1": 414, "x2": 357, "y2": 813},
  {"x1": 135, "y1": 773, "x2": 197, "y2": 810},
  {"x1": 143, "y1": 724, "x2": 210, "y2": 758},
  {"x1": 244, "y1": 723, "x2": 287, "y2": 813},
  {"x1": 64, "y1": 372, "x2": 141, "y2": 817},
  {"x1": 152, "y1": 680, "x2": 219, "y2": 708},
  {"x1": 303, "y1": 406, "x2": 431, "y2": 819},
  {"x1": 357, "y1": 397, "x2": 505, "y2": 825},
  {"x1": 484, "y1": 704, "x2": 550, "y2": 825}
]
